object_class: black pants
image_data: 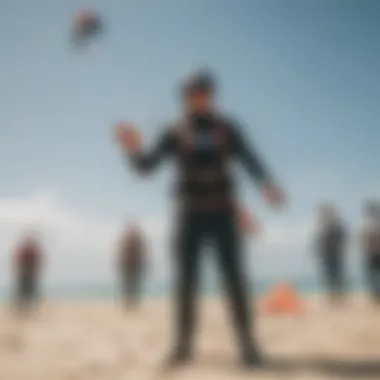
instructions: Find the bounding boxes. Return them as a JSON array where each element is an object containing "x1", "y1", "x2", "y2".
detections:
[
  {"x1": 15, "y1": 271, "x2": 39, "y2": 309},
  {"x1": 365, "y1": 254, "x2": 380, "y2": 302},
  {"x1": 120, "y1": 270, "x2": 142, "y2": 306},
  {"x1": 173, "y1": 209, "x2": 255, "y2": 354},
  {"x1": 320, "y1": 252, "x2": 345, "y2": 299}
]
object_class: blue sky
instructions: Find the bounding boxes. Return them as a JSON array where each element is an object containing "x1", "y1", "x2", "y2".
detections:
[{"x1": 0, "y1": 0, "x2": 379, "y2": 285}]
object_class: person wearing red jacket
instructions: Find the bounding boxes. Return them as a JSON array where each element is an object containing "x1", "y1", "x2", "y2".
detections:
[{"x1": 13, "y1": 233, "x2": 43, "y2": 312}]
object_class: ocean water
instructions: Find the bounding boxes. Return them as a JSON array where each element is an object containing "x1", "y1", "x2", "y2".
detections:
[{"x1": 0, "y1": 276, "x2": 365, "y2": 302}]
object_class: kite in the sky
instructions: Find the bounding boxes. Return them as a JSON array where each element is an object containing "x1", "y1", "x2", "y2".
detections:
[{"x1": 71, "y1": 9, "x2": 104, "y2": 49}]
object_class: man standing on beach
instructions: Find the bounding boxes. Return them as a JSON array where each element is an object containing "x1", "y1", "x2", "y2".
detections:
[
  {"x1": 315, "y1": 204, "x2": 347, "y2": 304},
  {"x1": 117, "y1": 224, "x2": 146, "y2": 307},
  {"x1": 12, "y1": 233, "x2": 43, "y2": 314},
  {"x1": 361, "y1": 201, "x2": 380, "y2": 303},
  {"x1": 114, "y1": 69, "x2": 284, "y2": 367}
]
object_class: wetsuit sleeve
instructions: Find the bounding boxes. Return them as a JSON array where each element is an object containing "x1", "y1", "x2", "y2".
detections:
[
  {"x1": 230, "y1": 122, "x2": 272, "y2": 185},
  {"x1": 127, "y1": 127, "x2": 174, "y2": 174}
]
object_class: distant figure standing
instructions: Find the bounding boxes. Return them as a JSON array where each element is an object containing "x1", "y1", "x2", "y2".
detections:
[
  {"x1": 13, "y1": 234, "x2": 43, "y2": 313},
  {"x1": 315, "y1": 204, "x2": 347, "y2": 303},
  {"x1": 117, "y1": 225, "x2": 146, "y2": 307},
  {"x1": 361, "y1": 201, "x2": 380, "y2": 303}
]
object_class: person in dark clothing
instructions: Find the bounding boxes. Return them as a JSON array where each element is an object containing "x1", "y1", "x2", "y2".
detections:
[
  {"x1": 12, "y1": 234, "x2": 43, "y2": 313},
  {"x1": 117, "y1": 224, "x2": 146, "y2": 307},
  {"x1": 361, "y1": 201, "x2": 380, "y2": 303},
  {"x1": 114, "y1": 69, "x2": 284, "y2": 367},
  {"x1": 315, "y1": 204, "x2": 347, "y2": 304}
]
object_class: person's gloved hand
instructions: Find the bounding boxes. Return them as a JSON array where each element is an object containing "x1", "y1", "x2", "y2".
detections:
[
  {"x1": 261, "y1": 182, "x2": 285, "y2": 209},
  {"x1": 114, "y1": 123, "x2": 141, "y2": 155}
]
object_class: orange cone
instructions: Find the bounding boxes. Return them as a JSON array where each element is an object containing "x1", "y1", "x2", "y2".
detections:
[{"x1": 260, "y1": 283, "x2": 305, "y2": 315}]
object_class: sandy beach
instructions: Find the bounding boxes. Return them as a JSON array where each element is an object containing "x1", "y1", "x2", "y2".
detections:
[{"x1": 0, "y1": 295, "x2": 379, "y2": 380}]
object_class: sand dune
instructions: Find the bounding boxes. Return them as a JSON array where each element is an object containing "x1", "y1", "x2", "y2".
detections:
[{"x1": 0, "y1": 295, "x2": 379, "y2": 380}]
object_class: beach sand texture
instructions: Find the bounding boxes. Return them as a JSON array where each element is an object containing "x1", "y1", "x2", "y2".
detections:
[{"x1": 0, "y1": 295, "x2": 379, "y2": 380}]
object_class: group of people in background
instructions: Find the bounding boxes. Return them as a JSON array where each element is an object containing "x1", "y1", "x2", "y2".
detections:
[
  {"x1": 10, "y1": 205, "x2": 258, "y2": 315},
  {"x1": 316, "y1": 200, "x2": 380, "y2": 304},
  {"x1": 12, "y1": 199, "x2": 380, "y2": 316},
  {"x1": 11, "y1": 225, "x2": 147, "y2": 314}
]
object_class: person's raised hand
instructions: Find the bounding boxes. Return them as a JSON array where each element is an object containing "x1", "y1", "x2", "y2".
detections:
[
  {"x1": 114, "y1": 122, "x2": 141, "y2": 155},
  {"x1": 261, "y1": 182, "x2": 285, "y2": 209}
]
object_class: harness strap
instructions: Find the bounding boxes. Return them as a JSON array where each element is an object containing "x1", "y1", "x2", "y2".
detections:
[
  {"x1": 174, "y1": 115, "x2": 230, "y2": 153},
  {"x1": 174, "y1": 115, "x2": 230, "y2": 183}
]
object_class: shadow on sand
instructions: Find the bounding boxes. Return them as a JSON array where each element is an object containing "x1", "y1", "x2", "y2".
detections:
[
  {"x1": 180, "y1": 355, "x2": 380, "y2": 378},
  {"x1": 262, "y1": 356, "x2": 380, "y2": 377}
]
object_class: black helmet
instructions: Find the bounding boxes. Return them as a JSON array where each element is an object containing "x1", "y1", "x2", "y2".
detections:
[{"x1": 180, "y1": 69, "x2": 216, "y2": 96}]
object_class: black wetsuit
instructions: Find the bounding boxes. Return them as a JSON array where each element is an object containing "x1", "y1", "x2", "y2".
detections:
[
  {"x1": 127, "y1": 113, "x2": 272, "y2": 355},
  {"x1": 316, "y1": 222, "x2": 346, "y2": 301}
]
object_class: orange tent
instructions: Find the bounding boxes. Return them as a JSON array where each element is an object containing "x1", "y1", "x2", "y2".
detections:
[{"x1": 259, "y1": 283, "x2": 305, "y2": 315}]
